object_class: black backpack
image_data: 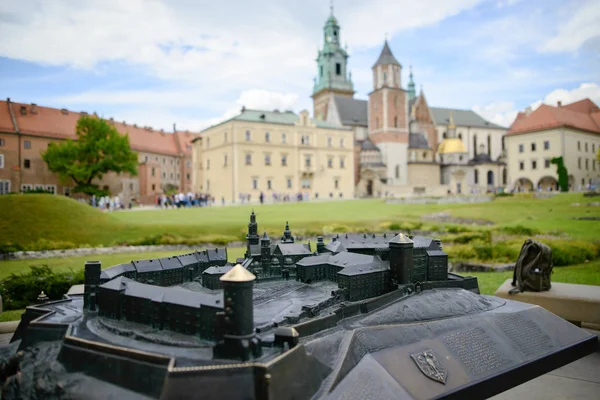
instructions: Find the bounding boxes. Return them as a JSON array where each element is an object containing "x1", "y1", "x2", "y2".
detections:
[{"x1": 509, "y1": 239, "x2": 553, "y2": 294}]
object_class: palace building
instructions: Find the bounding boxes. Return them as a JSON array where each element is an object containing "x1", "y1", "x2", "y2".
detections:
[
  {"x1": 505, "y1": 99, "x2": 600, "y2": 191},
  {"x1": 311, "y1": 9, "x2": 508, "y2": 197},
  {"x1": 191, "y1": 109, "x2": 355, "y2": 203},
  {"x1": 0, "y1": 99, "x2": 197, "y2": 202}
]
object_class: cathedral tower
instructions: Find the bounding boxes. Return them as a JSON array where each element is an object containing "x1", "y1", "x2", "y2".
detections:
[
  {"x1": 311, "y1": 7, "x2": 354, "y2": 121},
  {"x1": 368, "y1": 40, "x2": 409, "y2": 185},
  {"x1": 260, "y1": 232, "x2": 271, "y2": 275}
]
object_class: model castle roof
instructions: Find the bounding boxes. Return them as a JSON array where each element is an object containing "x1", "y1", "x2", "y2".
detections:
[{"x1": 220, "y1": 264, "x2": 256, "y2": 282}]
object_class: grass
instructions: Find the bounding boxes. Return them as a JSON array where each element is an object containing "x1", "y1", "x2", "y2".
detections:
[
  {"x1": 0, "y1": 309, "x2": 25, "y2": 322},
  {"x1": 1, "y1": 193, "x2": 599, "y2": 252}
]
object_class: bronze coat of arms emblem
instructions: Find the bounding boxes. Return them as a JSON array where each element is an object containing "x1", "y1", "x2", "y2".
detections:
[{"x1": 411, "y1": 349, "x2": 447, "y2": 384}]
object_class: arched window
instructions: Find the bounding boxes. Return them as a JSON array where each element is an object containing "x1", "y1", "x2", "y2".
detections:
[
  {"x1": 395, "y1": 165, "x2": 400, "y2": 178},
  {"x1": 487, "y1": 135, "x2": 492, "y2": 156},
  {"x1": 473, "y1": 135, "x2": 478, "y2": 155},
  {"x1": 474, "y1": 169, "x2": 479, "y2": 184},
  {"x1": 458, "y1": 133, "x2": 462, "y2": 140},
  {"x1": 443, "y1": 131, "x2": 447, "y2": 139},
  {"x1": 487, "y1": 170, "x2": 494, "y2": 186},
  {"x1": 383, "y1": 72, "x2": 387, "y2": 85},
  {"x1": 502, "y1": 168, "x2": 507, "y2": 185},
  {"x1": 394, "y1": 116, "x2": 398, "y2": 128}
]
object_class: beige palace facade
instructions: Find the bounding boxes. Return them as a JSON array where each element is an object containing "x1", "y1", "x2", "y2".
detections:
[
  {"x1": 192, "y1": 109, "x2": 355, "y2": 203},
  {"x1": 505, "y1": 99, "x2": 600, "y2": 191}
]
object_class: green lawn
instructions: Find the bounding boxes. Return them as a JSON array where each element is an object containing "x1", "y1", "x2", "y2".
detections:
[{"x1": 1, "y1": 193, "x2": 599, "y2": 252}]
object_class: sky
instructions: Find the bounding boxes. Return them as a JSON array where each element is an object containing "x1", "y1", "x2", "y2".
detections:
[{"x1": 0, "y1": 0, "x2": 599, "y2": 132}]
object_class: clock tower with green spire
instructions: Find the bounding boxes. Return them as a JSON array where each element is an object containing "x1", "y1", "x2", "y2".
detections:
[{"x1": 311, "y1": 5, "x2": 354, "y2": 121}]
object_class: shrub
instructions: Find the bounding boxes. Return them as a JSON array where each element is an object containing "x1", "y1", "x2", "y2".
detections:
[
  {"x1": 498, "y1": 225, "x2": 540, "y2": 236},
  {"x1": 439, "y1": 232, "x2": 488, "y2": 244},
  {"x1": 542, "y1": 239, "x2": 598, "y2": 266},
  {"x1": 387, "y1": 221, "x2": 423, "y2": 232},
  {"x1": 445, "y1": 244, "x2": 477, "y2": 261},
  {"x1": 472, "y1": 240, "x2": 493, "y2": 260},
  {"x1": 446, "y1": 225, "x2": 471, "y2": 234},
  {"x1": 0, "y1": 265, "x2": 84, "y2": 310}
]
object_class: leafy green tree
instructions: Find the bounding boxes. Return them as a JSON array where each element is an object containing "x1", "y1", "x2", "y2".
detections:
[
  {"x1": 550, "y1": 156, "x2": 569, "y2": 192},
  {"x1": 42, "y1": 116, "x2": 138, "y2": 196}
]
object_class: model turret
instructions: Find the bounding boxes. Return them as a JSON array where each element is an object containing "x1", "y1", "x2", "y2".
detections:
[
  {"x1": 388, "y1": 234, "x2": 414, "y2": 285},
  {"x1": 214, "y1": 264, "x2": 262, "y2": 361}
]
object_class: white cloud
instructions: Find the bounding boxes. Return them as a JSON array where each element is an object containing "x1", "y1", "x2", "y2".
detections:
[
  {"x1": 540, "y1": 0, "x2": 600, "y2": 53},
  {"x1": 473, "y1": 82, "x2": 600, "y2": 128}
]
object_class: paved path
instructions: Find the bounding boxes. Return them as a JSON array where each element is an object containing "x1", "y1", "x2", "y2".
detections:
[
  {"x1": 491, "y1": 329, "x2": 600, "y2": 400},
  {"x1": 0, "y1": 333, "x2": 13, "y2": 345}
]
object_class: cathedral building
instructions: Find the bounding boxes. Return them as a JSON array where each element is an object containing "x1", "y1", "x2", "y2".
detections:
[{"x1": 312, "y1": 10, "x2": 508, "y2": 196}]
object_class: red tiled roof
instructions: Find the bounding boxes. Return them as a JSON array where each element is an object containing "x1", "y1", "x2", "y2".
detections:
[
  {"x1": 174, "y1": 130, "x2": 198, "y2": 155},
  {"x1": 507, "y1": 98, "x2": 600, "y2": 136},
  {"x1": 1, "y1": 100, "x2": 190, "y2": 156},
  {"x1": 562, "y1": 98, "x2": 600, "y2": 115},
  {"x1": 0, "y1": 100, "x2": 16, "y2": 133}
]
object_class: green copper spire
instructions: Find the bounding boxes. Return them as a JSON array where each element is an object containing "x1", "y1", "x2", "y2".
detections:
[
  {"x1": 312, "y1": 6, "x2": 354, "y2": 97},
  {"x1": 408, "y1": 65, "x2": 416, "y2": 101}
]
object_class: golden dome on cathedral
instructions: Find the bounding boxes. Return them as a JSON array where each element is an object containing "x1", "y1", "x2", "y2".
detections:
[{"x1": 437, "y1": 138, "x2": 467, "y2": 154}]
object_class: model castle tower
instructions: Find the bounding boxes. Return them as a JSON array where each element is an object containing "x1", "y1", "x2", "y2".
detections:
[
  {"x1": 214, "y1": 265, "x2": 262, "y2": 361},
  {"x1": 245, "y1": 210, "x2": 260, "y2": 258},
  {"x1": 84, "y1": 261, "x2": 101, "y2": 311},
  {"x1": 260, "y1": 232, "x2": 272, "y2": 275},
  {"x1": 388, "y1": 233, "x2": 414, "y2": 285}
]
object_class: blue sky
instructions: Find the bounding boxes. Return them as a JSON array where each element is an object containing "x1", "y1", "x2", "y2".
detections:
[{"x1": 0, "y1": 0, "x2": 599, "y2": 131}]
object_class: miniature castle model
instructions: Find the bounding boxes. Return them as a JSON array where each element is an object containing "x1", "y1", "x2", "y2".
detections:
[{"x1": 243, "y1": 212, "x2": 477, "y2": 301}]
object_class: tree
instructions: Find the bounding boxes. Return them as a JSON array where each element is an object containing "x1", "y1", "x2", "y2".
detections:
[
  {"x1": 550, "y1": 156, "x2": 569, "y2": 192},
  {"x1": 42, "y1": 116, "x2": 138, "y2": 196}
]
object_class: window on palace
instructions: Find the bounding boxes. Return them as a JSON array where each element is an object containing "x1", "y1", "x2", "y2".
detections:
[
  {"x1": 301, "y1": 179, "x2": 311, "y2": 189},
  {"x1": 245, "y1": 130, "x2": 251, "y2": 141},
  {"x1": 224, "y1": 132, "x2": 227, "y2": 143},
  {"x1": 395, "y1": 165, "x2": 400, "y2": 178},
  {"x1": 0, "y1": 154, "x2": 3, "y2": 169},
  {"x1": 577, "y1": 141, "x2": 581, "y2": 151},
  {"x1": 519, "y1": 161, "x2": 524, "y2": 170},
  {"x1": 281, "y1": 155, "x2": 287, "y2": 166},
  {"x1": 265, "y1": 132, "x2": 270, "y2": 143},
  {"x1": 328, "y1": 158, "x2": 333, "y2": 168},
  {"x1": 336, "y1": 63, "x2": 341, "y2": 75},
  {"x1": 544, "y1": 140, "x2": 550, "y2": 150},
  {"x1": 0, "y1": 138, "x2": 4, "y2": 147},
  {"x1": 0, "y1": 180, "x2": 12, "y2": 194},
  {"x1": 394, "y1": 116, "x2": 398, "y2": 128},
  {"x1": 265, "y1": 154, "x2": 271, "y2": 166},
  {"x1": 24, "y1": 159, "x2": 31, "y2": 169},
  {"x1": 245, "y1": 154, "x2": 252, "y2": 165},
  {"x1": 328, "y1": 137, "x2": 332, "y2": 147},
  {"x1": 334, "y1": 179, "x2": 339, "y2": 189},
  {"x1": 585, "y1": 142, "x2": 588, "y2": 152},
  {"x1": 531, "y1": 160, "x2": 537, "y2": 170},
  {"x1": 305, "y1": 155, "x2": 311, "y2": 168},
  {"x1": 267, "y1": 179, "x2": 272, "y2": 190},
  {"x1": 206, "y1": 160, "x2": 210, "y2": 170},
  {"x1": 162, "y1": 172, "x2": 166, "y2": 179},
  {"x1": 340, "y1": 138, "x2": 344, "y2": 148},
  {"x1": 24, "y1": 140, "x2": 31, "y2": 149},
  {"x1": 152, "y1": 167, "x2": 155, "y2": 177},
  {"x1": 45, "y1": 185, "x2": 56, "y2": 194},
  {"x1": 519, "y1": 144, "x2": 524, "y2": 153},
  {"x1": 224, "y1": 154, "x2": 228, "y2": 166},
  {"x1": 152, "y1": 183, "x2": 156, "y2": 191},
  {"x1": 252, "y1": 178, "x2": 258, "y2": 189},
  {"x1": 281, "y1": 133, "x2": 287, "y2": 144},
  {"x1": 287, "y1": 178, "x2": 292, "y2": 188},
  {"x1": 578, "y1": 157, "x2": 581, "y2": 169},
  {"x1": 340, "y1": 157, "x2": 345, "y2": 168},
  {"x1": 586, "y1": 159, "x2": 589, "y2": 170},
  {"x1": 545, "y1": 159, "x2": 550, "y2": 168},
  {"x1": 531, "y1": 142, "x2": 536, "y2": 152},
  {"x1": 21, "y1": 184, "x2": 32, "y2": 192}
]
